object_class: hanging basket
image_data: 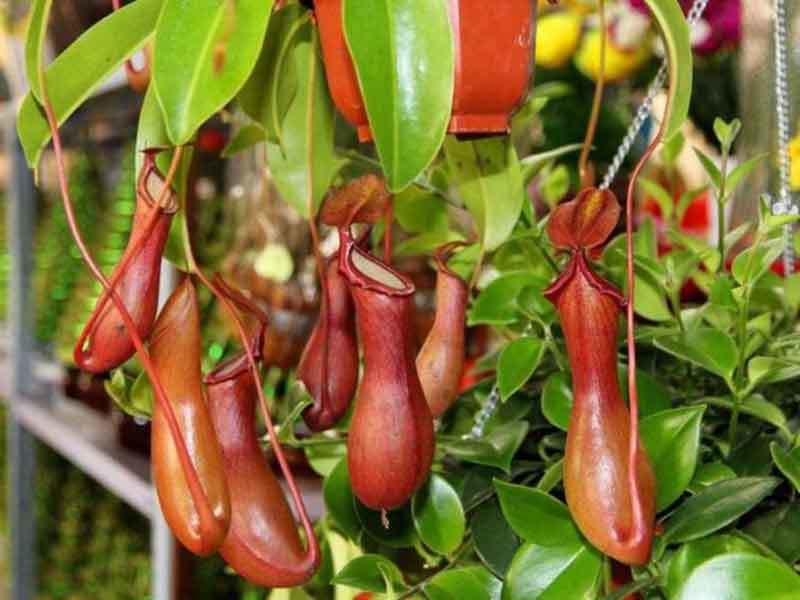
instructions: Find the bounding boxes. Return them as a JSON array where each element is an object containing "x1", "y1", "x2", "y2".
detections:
[{"x1": 313, "y1": 0, "x2": 535, "y2": 142}]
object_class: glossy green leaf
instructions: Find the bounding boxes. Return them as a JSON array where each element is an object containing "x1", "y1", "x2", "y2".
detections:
[
  {"x1": 24, "y1": 0, "x2": 53, "y2": 103},
  {"x1": 472, "y1": 499, "x2": 520, "y2": 578},
  {"x1": 154, "y1": 0, "x2": 273, "y2": 144},
  {"x1": 654, "y1": 328, "x2": 738, "y2": 381},
  {"x1": 238, "y1": 4, "x2": 307, "y2": 149},
  {"x1": 333, "y1": 554, "x2": 407, "y2": 594},
  {"x1": 425, "y1": 566, "x2": 502, "y2": 600},
  {"x1": 355, "y1": 501, "x2": 417, "y2": 549},
  {"x1": 494, "y1": 480, "x2": 580, "y2": 546},
  {"x1": 445, "y1": 137, "x2": 524, "y2": 252},
  {"x1": 412, "y1": 474, "x2": 466, "y2": 555},
  {"x1": 520, "y1": 144, "x2": 583, "y2": 184},
  {"x1": 221, "y1": 124, "x2": 266, "y2": 158},
  {"x1": 732, "y1": 238, "x2": 784, "y2": 287},
  {"x1": 687, "y1": 462, "x2": 736, "y2": 494},
  {"x1": 468, "y1": 272, "x2": 549, "y2": 326},
  {"x1": 748, "y1": 356, "x2": 800, "y2": 386},
  {"x1": 537, "y1": 459, "x2": 564, "y2": 494},
  {"x1": 105, "y1": 369, "x2": 152, "y2": 420},
  {"x1": 693, "y1": 148, "x2": 722, "y2": 189},
  {"x1": 305, "y1": 440, "x2": 347, "y2": 477},
  {"x1": 676, "y1": 554, "x2": 800, "y2": 600},
  {"x1": 640, "y1": 406, "x2": 705, "y2": 510},
  {"x1": 265, "y1": 23, "x2": 342, "y2": 217},
  {"x1": 343, "y1": 0, "x2": 454, "y2": 191},
  {"x1": 744, "y1": 503, "x2": 800, "y2": 563},
  {"x1": 541, "y1": 372, "x2": 572, "y2": 431},
  {"x1": 497, "y1": 338, "x2": 545, "y2": 402},
  {"x1": 770, "y1": 443, "x2": 800, "y2": 493},
  {"x1": 665, "y1": 535, "x2": 763, "y2": 599},
  {"x1": 662, "y1": 477, "x2": 781, "y2": 545},
  {"x1": 442, "y1": 422, "x2": 529, "y2": 473},
  {"x1": 502, "y1": 542, "x2": 602, "y2": 600},
  {"x1": 18, "y1": 0, "x2": 164, "y2": 167},
  {"x1": 323, "y1": 459, "x2": 362, "y2": 541}
]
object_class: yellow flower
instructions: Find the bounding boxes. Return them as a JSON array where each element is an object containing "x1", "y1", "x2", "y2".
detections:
[
  {"x1": 536, "y1": 11, "x2": 583, "y2": 69},
  {"x1": 574, "y1": 29, "x2": 651, "y2": 83},
  {"x1": 790, "y1": 135, "x2": 800, "y2": 190}
]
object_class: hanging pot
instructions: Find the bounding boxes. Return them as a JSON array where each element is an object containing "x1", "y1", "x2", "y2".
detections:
[{"x1": 313, "y1": 0, "x2": 534, "y2": 141}]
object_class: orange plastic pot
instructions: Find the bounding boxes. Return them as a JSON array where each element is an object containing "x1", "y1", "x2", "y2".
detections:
[{"x1": 313, "y1": 0, "x2": 534, "y2": 141}]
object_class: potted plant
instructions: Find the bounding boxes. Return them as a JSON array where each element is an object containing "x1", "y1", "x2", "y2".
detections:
[{"x1": 17, "y1": 0, "x2": 800, "y2": 598}]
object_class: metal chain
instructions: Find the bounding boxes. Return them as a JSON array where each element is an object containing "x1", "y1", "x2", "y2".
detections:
[
  {"x1": 772, "y1": 0, "x2": 796, "y2": 276},
  {"x1": 464, "y1": 384, "x2": 500, "y2": 440},
  {"x1": 600, "y1": 0, "x2": 712, "y2": 190}
]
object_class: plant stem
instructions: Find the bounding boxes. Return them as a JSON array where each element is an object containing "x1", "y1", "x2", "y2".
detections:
[{"x1": 716, "y1": 150, "x2": 729, "y2": 273}]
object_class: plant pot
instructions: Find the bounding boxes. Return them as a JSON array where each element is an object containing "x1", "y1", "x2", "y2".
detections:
[{"x1": 314, "y1": 0, "x2": 535, "y2": 141}]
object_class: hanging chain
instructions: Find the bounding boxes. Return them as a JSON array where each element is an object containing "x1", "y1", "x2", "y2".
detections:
[
  {"x1": 772, "y1": 0, "x2": 796, "y2": 275},
  {"x1": 600, "y1": 0, "x2": 712, "y2": 190}
]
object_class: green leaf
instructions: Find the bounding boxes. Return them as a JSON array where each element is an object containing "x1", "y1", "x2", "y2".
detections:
[
  {"x1": 238, "y1": 4, "x2": 306, "y2": 149},
  {"x1": 662, "y1": 477, "x2": 781, "y2": 545},
  {"x1": 412, "y1": 474, "x2": 466, "y2": 555},
  {"x1": 502, "y1": 542, "x2": 602, "y2": 600},
  {"x1": 640, "y1": 406, "x2": 705, "y2": 511},
  {"x1": 333, "y1": 555, "x2": 407, "y2": 594},
  {"x1": 725, "y1": 154, "x2": 767, "y2": 201},
  {"x1": 445, "y1": 137, "x2": 524, "y2": 252},
  {"x1": 639, "y1": 178, "x2": 674, "y2": 222},
  {"x1": 744, "y1": 503, "x2": 800, "y2": 563},
  {"x1": 723, "y1": 223, "x2": 753, "y2": 260},
  {"x1": 732, "y1": 238, "x2": 784, "y2": 286},
  {"x1": 537, "y1": 460, "x2": 564, "y2": 494},
  {"x1": 305, "y1": 440, "x2": 347, "y2": 477},
  {"x1": 699, "y1": 396, "x2": 790, "y2": 439},
  {"x1": 494, "y1": 481, "x2": 580, "y2": 546},
  {"x1": 520, "y1": 144, "x2": 583, "y2": 185},
  {"x1": 442, "y1": 422, "x2": 529, "y2": 473},
  {"x1": 693, "y1": 148, "x2": 722, "y2": 189},
  {"x1": 355, "y1": 501, "x2": 417, "y2": 549},
  {"x1": 472, "y1": 500, "x2": 520, "y2": 578},
  {"x1": 676, "y1": 554, "x2": 800, "y2": 600},
  {"x1": 323, "y1": 459, "x2": 362, "y2": 541},
  {"x1": 265, "y1": 23, "x2": 342, "y2": 217},
  {"x1": 662, "y1": 130, "x2": 685, "y2": 165},
  {"x1": 343, "y1": 0, "x2": 454, "y2": 191},
  {"x1": 104, "y1": 369, "x2": 152, "y2": 419},
  {"x1": 770, "y1": 443, "x2": 800, "y2": 492},
  {"x1": 24, "y1": 0, "x2": 54, "y2": 103},
  {"x1": 468, "y1": 272, "x2": 548, "y2": 326},
  {"x1": 18, "y1": 0, "x2": 164, "y2": 167},
  {"x1": 425, "y1": 566, "x2": 502, "y2": 600},
  {"x1": 654, "y1": 328, "x2": 738, "y2": 381},
  {"x1": 541, "y1": 372, "x2": 572, "y2": 431},
  {"x1": 641, "y1": 0, "x2": 693, "y2": 140},
  {"x1": 497, "y1": 338, "x2": 545, "y2": 402},
  {"x1": 136, "y1": 85, "x2": 171, "y2": 171},
  {"x1": 393, "y1": 186, "x2": 450, "y2": 236},
  {"x1": 665, "y1": 534, "x2": 762, "y2": 599},
  {"x1": 687, "y1": 462, "x2": 736, "y2": 494},
  {"x1": 713, "y1": 117, "x2": 742, "y2": 153},
  {"x1": 221, "y1": 124, "x2": 266, "y2": 158},
  {"x1": 748, "y1": 356, "x2": 800, "y2": 386},
  {"x1": 153, "y1": 0, "x2": 273, "y2": 144}
]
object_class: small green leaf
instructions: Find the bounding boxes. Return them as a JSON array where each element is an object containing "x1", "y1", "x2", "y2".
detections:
[
  {"x1": 412, "y1": 474, "x2": 466, "y2": 555},
  {"x1": 442, "y1": 422, "x2": 529, "y2": 473},
  {"x1": 700, "y1": 396, "x2": 790, "y2": 439},
  {"x1": 694, "y1": 148, "x2": 722, "y2": 189},
  {"x1": 770, "y1": 443, "x2": 800, "y2": 493},
  {"x1": 687, "y1": 462, "x2": 736, "y2": 494},
  {"x1": 749, "y1": 356, "x2": 800, "y2": 386},
  {"x1": 105, "y1": 369, "x2": 152, "y2": 419},
  {"x1": 665, "y1": 535, "x2": 762, "y2": 599},
  {"x1": 445, "y1": 137, "x2": 524, "y2": 252},
  {"x1": 676, "y1": 554, "x2": 800, "y2": 600},
  {"x1": 655, "y1": 328, "x2": 738, "y2": 381},
  {"x1": 472, "y1": 500, "x2": 520, "y2": 578},
  {"x1": 502, "y1": 542, "x2": 602, "y2": 600},
  {"x1": 541, "y1": 372, "x2": 572, "y2": 431},
  {"x1": 222, "y1": 124, "x2": 266, "y2": 158},
  {"x1": 323, "y1": 459, "x2": 362, "y2": 541},
  {"x1": 497, "y1": 338, "x2": 545, "y2": 402},
  {"x1": 744, "y1": 503, "x2": 800, "y2": 564},
  {"x1": 154, "y1": 0, "x2": 274, "y2": 144},
  {"x1": 425, "y1": 566, "x2": 502, "y2": 600},
  {"x1": 333, "y1": 555, "x2": 407, "y2": 594},
  {"x1": 640, "y1": 406, "x2": 705, "y2": 511},
  {"x1": 520, "y1": 144, "x2": 583, "y2": 184},
  {"x1": 639, "y1": 178, "x2": 674, "y2": 222},
  {"x1": 732, "y1": 239, "x2": 784, "y2": 286},
  {"x1": 662, "y1": 477, "x2": 781, "y2": 545},
  {"x1": 713, "y1": 117, "x2": 742, "y2": 152},
  {"x1": 724, "y1": 154, "x2": 767, "y2": 201},
  {"x1": 18, "y1": 0, "x2": 164, "y2": 166},
  {"x1": 468, "y1": 272, "x2": 548, "y2": 326},
  {"x1": 343, "y1": 0, "x2": 454, "y2": 191},
  {"x1": 494, "y1": 480, "x2": 580, "y2": 546}
]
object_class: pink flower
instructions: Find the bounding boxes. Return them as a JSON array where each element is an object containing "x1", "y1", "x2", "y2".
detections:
[{"x1": 628, "y1": 0, "x2": 741, "y2": 54}]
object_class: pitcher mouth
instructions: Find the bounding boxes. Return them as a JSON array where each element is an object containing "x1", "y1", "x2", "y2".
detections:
[
  {"x1": 337, "y1": 227, "x2": 415, "y2": 297},
  {"x1": 139, "y1": 149, "x2": 179, "y2": 214}
]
